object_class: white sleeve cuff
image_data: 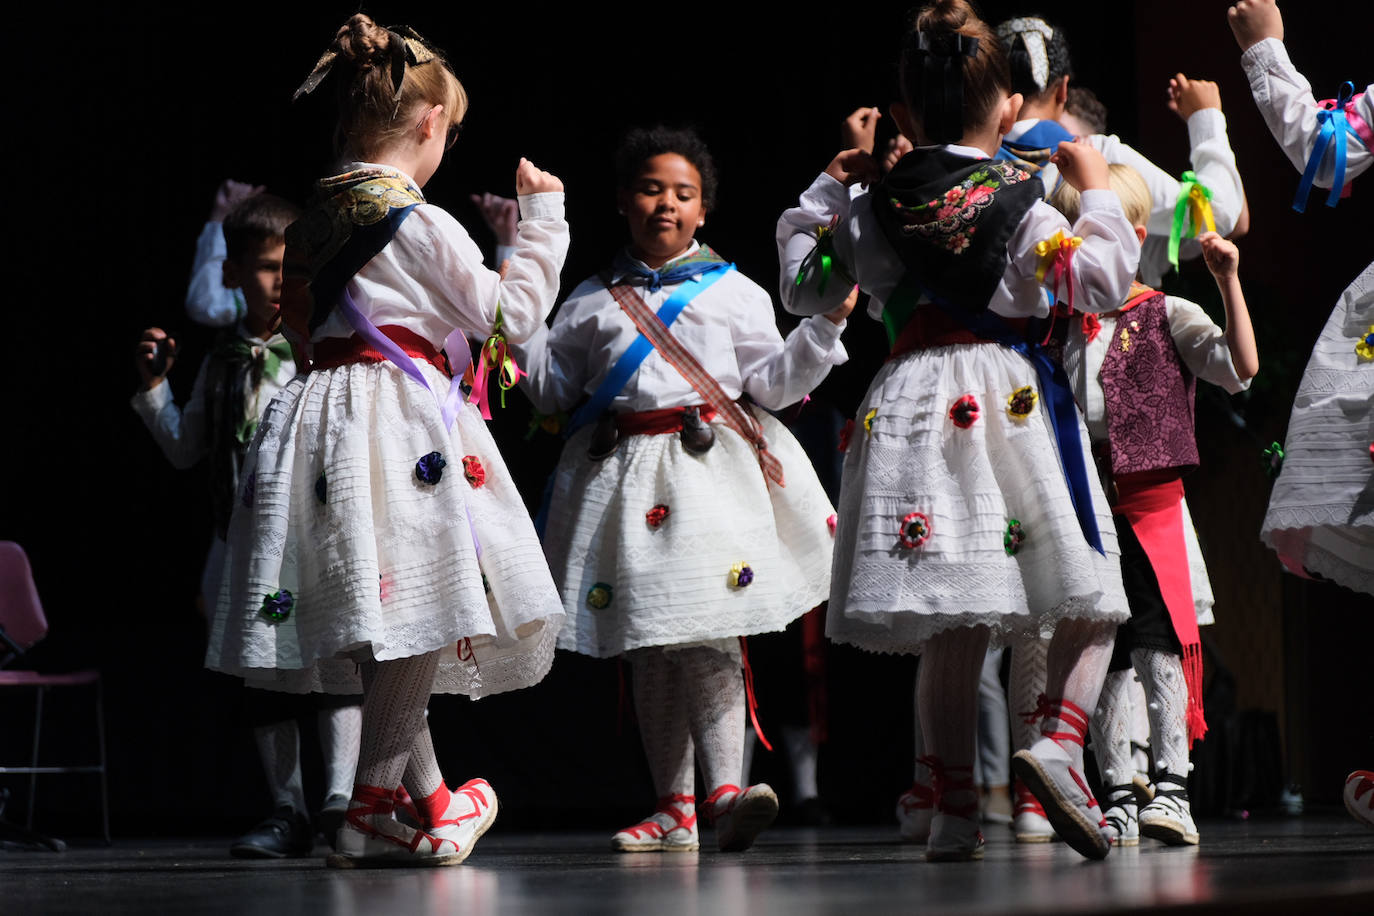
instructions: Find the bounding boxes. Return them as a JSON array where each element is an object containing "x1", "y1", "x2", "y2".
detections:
[{"x1": 517, "y1": 192, "x2": 565, "y2": 221}]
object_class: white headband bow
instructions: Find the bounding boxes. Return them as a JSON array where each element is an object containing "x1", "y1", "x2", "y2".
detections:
[{"x1": 997, "y1": 18, "x2": 1056, "y2": 92}]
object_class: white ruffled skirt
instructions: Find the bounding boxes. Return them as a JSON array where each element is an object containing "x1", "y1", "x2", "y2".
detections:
[
  {"x1": 1261, "y1": 261, "x2": 1374, "y2": 596},
  {"x1": 205, "y1": 360, "x2": 563, "y2": 696},
  {"x1": 543, "y1": 410, "x2": 835, "y2": 658},
  {"x1": 828, "y1": 342, "x2": 1129, "y2": 655}
]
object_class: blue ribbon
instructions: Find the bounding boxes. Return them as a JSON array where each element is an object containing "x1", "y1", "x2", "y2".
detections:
[
  {"x1": 885, "y1": 277, "x2": 1104, "y2": 555},
  {"x1": 1294, "y1": 82, "x2": 1366, "y2": 212},
  {"x1": 534, "y1": 262, "x2": 736, "y2": 536}
]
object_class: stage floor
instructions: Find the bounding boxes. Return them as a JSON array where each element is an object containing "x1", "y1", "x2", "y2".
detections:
[{"x1": 5, "y1": 816, "x2": 1373, "y2": 914}]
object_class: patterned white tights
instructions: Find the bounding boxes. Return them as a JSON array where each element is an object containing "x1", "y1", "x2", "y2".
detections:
[
  {"x1": 318, "y1": 704, "x2": 361, "y2": 801},
  {"x1": 1131, "y1": 648, "x2": 1190, "y2": 779},
  {"x1": 630, "y1": 648, "x2": 695, "y2": 799},
  {"x1": 355, "y1": 650, "x2": 441, "y2": 794},
  {"x1": 1043, "y1": 619, "x2": 1116, "y2": 772},
  {"x1": 1089, "y1": 669, "x2": 1138, "y2": 788},
  {"x1": 253, "y1": 721, "x2": 306, "y2": 814}
]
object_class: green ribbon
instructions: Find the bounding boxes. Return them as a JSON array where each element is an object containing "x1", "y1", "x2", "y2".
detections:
[
  {"x1": 794, "y1": 218, "x2": 852, "y2": 297},
  {"x1": 1168, "y1": 170, "x2": 1215, "y2": 270}
]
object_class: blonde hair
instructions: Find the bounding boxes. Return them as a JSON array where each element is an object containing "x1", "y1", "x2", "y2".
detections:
[
  {"x1": 328, "y1": 15, "x2": 467, "y2": 160},
  {"x1": 1048, "y1": 163, "x2": 1151, "y2": 228}
]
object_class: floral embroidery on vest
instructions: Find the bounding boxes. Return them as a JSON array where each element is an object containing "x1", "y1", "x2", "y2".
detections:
[{"x1": 889, "y1": 165, "x2": 1031, "y2": 254}]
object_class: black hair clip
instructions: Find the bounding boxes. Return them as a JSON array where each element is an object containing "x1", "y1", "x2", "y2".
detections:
[{"x1": 911, "y1": 30, "x2": 980, "y2": 144}]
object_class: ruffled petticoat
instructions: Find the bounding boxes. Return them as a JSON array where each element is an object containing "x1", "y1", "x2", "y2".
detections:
[
  {"x1": 544, "y1": 410, "x2": 835, "y2": 658},
  {"x1": 1261, "y1": 261, "x2": 1374, "y2": 596},
  {"x1": 205, "y1": 360, "x2": 563, "y2": 697},
  {"x1": 828, "y1": 342, "x2": 1129, "y2": 655}
]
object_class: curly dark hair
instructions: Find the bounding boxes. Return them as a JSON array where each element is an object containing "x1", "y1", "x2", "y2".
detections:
[{"x1": 614, "y1": 126, "x2": 718, "y2": 211}]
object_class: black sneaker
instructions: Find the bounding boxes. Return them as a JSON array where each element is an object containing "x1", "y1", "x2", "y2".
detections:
[{"x1": 230, "y1": 806, "x2": 314, "y2": 859}]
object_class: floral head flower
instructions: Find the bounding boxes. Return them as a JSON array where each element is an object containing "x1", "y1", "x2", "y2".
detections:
[
  {"x1": 415, "y1": 451, "x2": 447, "y2": 485},
  {"x1": 1007, "y1": 386, "x2": 1037, "y2": 420},
  {"x1": 729, "y1": 562, "x2": 754, "y2": 588},
  {"x1": 646, "y1": 504, "x2": 670, "y2": 529},
  {"x1": 949, "y1": 395, "x2": 980, "y2": 429},
  {"x1": 586, "y1": 582, "x2": 613, "y2": 610},
  {"x1": 462, "y1": 455, "x2": 486, "y2": 488},
  {"x1": 898, "y1": 511, "x2": 932, "y2": 549},
  {"x1": 1004, "y1": 519, "x2": 1027, "y2": 555},
  {"x1": 260, "y1": 589, "x2": 294, "y2": 623}
]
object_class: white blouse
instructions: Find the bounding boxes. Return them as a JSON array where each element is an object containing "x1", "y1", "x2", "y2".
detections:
[
  {"x1": 311, "y1": 165, "x2": 569, "y2": 349},
  {"x1": 1240, "y1": 37, "x2": 1373, "y2": 188},
  {"x1": 778, "y1": 145, "x2": 1140, "y2": 322},
  {"x1": 1062, "y1": 296, "x2": 1252, "y2": 445},
  {"x1": 516, "y1": 244, "x2": 848, "y2": 415}
]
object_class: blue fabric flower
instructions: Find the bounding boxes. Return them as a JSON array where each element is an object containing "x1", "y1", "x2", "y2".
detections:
[
  {"x1": 416, "y1": 451, "x2": 447, "y2": 485},
  {"x1": 260, "y1": 589, "x2": 294, "y2": 623}
]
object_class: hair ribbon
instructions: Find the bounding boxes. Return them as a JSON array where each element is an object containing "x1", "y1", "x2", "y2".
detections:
[
  {"x1": 913, "y1": 30, "x2": 980, "y2": 145},
  {"x1": 996, "y1": 18, "x2": 1055, "y2": 92}
]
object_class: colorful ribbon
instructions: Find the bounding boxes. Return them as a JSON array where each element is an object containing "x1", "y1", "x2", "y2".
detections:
[
  {"x1": 794, "y1": 214, "x2": 850, "y2": 297},
  {"x1": 1295, "y1": 82, "x2": 1368, "y2": 213},
  {"x1": 1168, "y1": 171, "x2": 1215, "y2": 269},
  {"x1": 1034, "y1": 229, "x2": 1082, "y2": 315},
  {"x1": 470, "y1": 305, "x2": 526, "y2": 420}
]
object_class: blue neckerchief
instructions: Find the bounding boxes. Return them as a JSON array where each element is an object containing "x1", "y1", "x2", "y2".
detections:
[{"x1": 612, "y1": 244, "x2": 730, "y2": 293}]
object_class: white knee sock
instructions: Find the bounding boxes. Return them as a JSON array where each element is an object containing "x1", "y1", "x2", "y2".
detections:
[
  {"x1": 680, "y1": 646, "x2": 746, "y2": 794},
  {"x1": 1043, "y1": 619, "x2": 1116, "y2": 772},
  {"x1": 1131, "y1": 648, "x2": 1191, "y2": 781},
  {"x1": 1009, "y1": 637, "x2": 1050, "y2": 755},
  {"x1": 630, "y1": 648, "x2": 695, "y2": 800},
  {"x1": 917, "y1": 626, "x2": 990, "y2": 816},
  {"x1": 254, "y1": 720, "x2": 307, "y2": 814},
  {"x1": 319, "y1": 704, "x2": 361, "y2": 802},
  {"x1": 1090, "y1": 669, "x2": 1137, "y2": 789}
]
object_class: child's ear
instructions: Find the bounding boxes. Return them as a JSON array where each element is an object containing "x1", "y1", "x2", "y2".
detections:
[
  {"x1": 889, "y1": 101, "x2": 919, "y2": 146},
  {"x1": 222, "y1": 259, "x2": 243, "y2": 290},
  {"x1": 998, "y1": 93, "x2": 1024, "y2": 137},
  {"x1": 1135, "y1": 225, "x2": 1148, "y2": 245},
  {"x1": 1055, "y1": 75, "x2": 1070, "y2": 107}
]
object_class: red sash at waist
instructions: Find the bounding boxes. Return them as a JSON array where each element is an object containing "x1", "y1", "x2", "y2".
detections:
[
  {"x1": 310, "y1": 325, "x2": 453, "y2": 378},
  {"x1": 1113, "y1": 468, "x2": 1185, "y2": 515},
  {"x1": 888, "y1": 307, "x2": 1031, "y2": 360},
  {"x1": 615, "y1": 405, "x2": 718, "y2": 436}
]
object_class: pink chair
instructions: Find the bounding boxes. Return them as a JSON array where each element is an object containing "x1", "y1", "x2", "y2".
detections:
[{"x1": 0, "y1": 541, "x2": 110, "y2": 847}]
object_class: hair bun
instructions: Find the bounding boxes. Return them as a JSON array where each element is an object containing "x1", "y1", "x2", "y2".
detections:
[
  {"x1": 335, "y1": 13, "x2": 391, "y2": 71},
  {"x1": 916, "y1": 0, "x2": 972, "y2": 34}
]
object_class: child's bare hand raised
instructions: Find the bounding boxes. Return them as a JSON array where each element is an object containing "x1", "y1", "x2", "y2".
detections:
[
  {"x1": 1228, "y1": 0, "x2": 1283, "y2": 52},
  {"x1": 824, "y1": 285, "x2": 860, "y2": 326},
  {"x1": 842, "y1": 107, "x2": 882, "y2": 155},
  {"x1": 826, "y1": 149, "x2": 880, "y2": 188},
  {"x1": 883, "y1": 135, "x2": 915, "y2": 174},
  {"x1": 1199, "y1": 231, "x2": 1239, "y2": 280},
  {"x1": 515, "y1": 158, "x2": 564, "y2": 195},
  {"x1": 1051, "y1": 140, "x2": 1110, "y2": 192},
  {"x1": 135, "y1": 327, "x2": 178, "y2": 389},
  {"x1": 471, "y1": 192, "x2": 519, "y2": 246},
  {"x1": 210, "y1": 179, "x2": 265, "y2": 222},
  {"x1": 1168, "y1": 74, "x2": 1222, "y2": 121}
]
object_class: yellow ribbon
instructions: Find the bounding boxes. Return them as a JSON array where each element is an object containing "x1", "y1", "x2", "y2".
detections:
[{"x1": 1033, "y1": 230, "x2": 1083, "y2": 285}]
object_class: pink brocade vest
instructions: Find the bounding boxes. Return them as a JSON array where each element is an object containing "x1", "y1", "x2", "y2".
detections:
[{"x1": 1100, "y1": 290, "x2": 1200, "y2": 476}]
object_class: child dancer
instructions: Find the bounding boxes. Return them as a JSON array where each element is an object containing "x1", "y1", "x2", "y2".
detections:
[
  {"x1": 204, "y1": 14, "x2": 569, "y2": 866},
  {"x1": 1050, "y1": 165, "x2": 1257, "y2": 846},
  {"x1": 1228, "y1": 0, "x2": 1374, "y2": 829},
  {"x1": 134, "y1": 193, "x2": 363, "y2": 858},
  {"x1": 780, "y1": 0, "x2": 1138, "y2": 861},
  {"x1": 517, "y1": 126, "x2": 848, "y2": 853},
  {"x1": 995, "y1": 16, "x2": 1245, "y2": 286}
]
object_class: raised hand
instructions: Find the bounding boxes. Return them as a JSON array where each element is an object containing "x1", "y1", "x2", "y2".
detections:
[
  {"x1": 1050, "y1": 140, "x2": 1110, "y2": 192},
  {"x1": 1168, "y1": 73, "x2": 1223, "y2": 121},
  {"x1": 135, "y1": 327, "x2": 178, "y2": 388},
  {"x1": 1228, "y1": 0, "x2": 1283, "y2": 52},
  {"x1": 1199, "y1": 231, "x2": 1240, "y2": 280},
  {"x1": 470, "y1": 192, "x2": 519, "y2": 246},
  {"x1": 515, "y1": 158, "x2": 564, "y2": 195},
  {"x1": 825, "y1": 149, "x2": 880, "y2": 188},
  {"x1": 210, "y1": 179, "x2": 265, "y2": 222},
  {"x1": 842, "y1": 107, "x2": 883, "y2": 154}
]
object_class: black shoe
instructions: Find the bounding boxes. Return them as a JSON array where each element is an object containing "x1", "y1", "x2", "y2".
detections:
[
  {"x1": 317, "y1": 793, "x2": 351, "y2": 851},
  {"x1": 230, "y1": 806, "x2": 314, "y2": 859}
]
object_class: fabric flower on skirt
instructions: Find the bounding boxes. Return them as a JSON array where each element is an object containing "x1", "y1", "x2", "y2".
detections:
[
  {"x1": 1262, "y1": 441, "x2": 1285, "y2": 479},
  {"x1": 949, "y1": 395, "x2": 980, "y2": 429},
  {"x1": 260, "y1": 589, "x2": 294, "y2": 623},
  {"x1": 864, "y1": 408, "x2": 877, "y2": 437},
  {"x1": 1006, "y1": 386, "x2": 1037, "y2": 421},
  {"x1": 586, "y1": 582, "x2": 613, "y2": 610},
  {"x1": 729, "y1": 562, "x2": 755, "y2": 588},
  {"x1": 1003, "y1": 519, "x2": 1026, "y2": 555},
  {"x1": 1357, "y1": 326, "x2": 1374, "y2": 361},
  {"x1": 462, "y1": 455, "x2": 486, "y2": 488},
  {"x1": 415, "y1": 451, "x2": 447, "y2": 485},
  {"x1": 646, "y1": 504, "x2": 670, "y2": 528},
  {"x1": 827, "y1": 513, "x2": 838, "y2": 535},
  {"x1": 898, "y1": 511, "x2": 932, "y2": 549}
]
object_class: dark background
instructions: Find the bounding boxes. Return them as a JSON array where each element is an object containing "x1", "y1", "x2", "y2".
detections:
[{"x1": 4, "y1": 1, "x2": 1370, "y2": 839}]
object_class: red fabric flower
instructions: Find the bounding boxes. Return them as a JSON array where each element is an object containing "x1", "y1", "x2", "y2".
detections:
[
  {"x1": 462, "y1": 455, "x2": 486, "y2": 488},
  {"x1": 646, "y1": 504, "x2": 670, "y2": 528},
  {"x1": 898, "y1": 511, "x2": 932, "y2": 549},
  {"x1": 838, "y1": 418, "x2": 855, "y2": 453},
  {"x1": 827, "y1": 513, "x2": 838, "y2": 535},
  {"x1": 949, "y1": 395, "x2": 980, "y2": 429},
  {"x1": 1081, "y1": 312, "x2": 1102, "y2": 343}
]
